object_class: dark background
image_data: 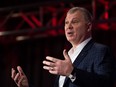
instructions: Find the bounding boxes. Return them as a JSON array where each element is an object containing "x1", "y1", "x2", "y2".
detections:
[{"x1": 0, "y1": 0, "x2": 116, "y2": 87}]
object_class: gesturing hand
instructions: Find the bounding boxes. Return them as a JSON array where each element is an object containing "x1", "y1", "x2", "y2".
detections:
[
  {"x1": 43, "y1": 49, "x2": 74, "y2": 76},
  {"x1": 11, "y1": 66, "x2": 29, "y2": 87}
]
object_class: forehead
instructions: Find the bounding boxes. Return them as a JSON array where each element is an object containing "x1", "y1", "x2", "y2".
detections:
[{"x1": 65, "y1": 11, "x2": 84, "y2": 20}]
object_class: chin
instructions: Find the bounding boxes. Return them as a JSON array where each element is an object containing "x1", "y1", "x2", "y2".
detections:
[{"x1": 67, "y1": 38, "x2": 74, "y2": 42}]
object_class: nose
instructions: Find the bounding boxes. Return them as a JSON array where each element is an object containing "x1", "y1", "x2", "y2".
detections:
[{"x1": 67, "y1": 23, "x2": 73, "y2": 29}]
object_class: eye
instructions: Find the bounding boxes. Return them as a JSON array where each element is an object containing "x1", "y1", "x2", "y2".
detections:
[
  {"x1": 65, "y1": 21, "x2": 69, "y2": 24},
  {"x1": 72, "y1": 20, "x2": 79, "y2": 24}
]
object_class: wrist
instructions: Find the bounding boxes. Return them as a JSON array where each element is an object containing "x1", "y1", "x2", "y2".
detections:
[
  {"x1": 68, "y1": 67, "x2": 76, "y2": 81},
  {"x1": 67, "y1": 65, "x2": 74, "y2": 76}
]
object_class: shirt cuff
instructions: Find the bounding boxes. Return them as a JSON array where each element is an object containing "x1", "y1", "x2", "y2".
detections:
[
  {"x1": 68, "y1": 68, "x2": 76, "y2": 82},
  {"x1": 68, "y1": 74, "x2": 76, "y2": 82}
]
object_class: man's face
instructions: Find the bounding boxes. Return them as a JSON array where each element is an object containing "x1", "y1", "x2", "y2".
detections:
[{"x1": 64, "y1": 11, "x2": 91, "y2": 44}]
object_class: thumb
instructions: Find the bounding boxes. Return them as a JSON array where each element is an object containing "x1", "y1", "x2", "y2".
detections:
[
  {"x1": 63, "y1": 49, "x2": 70, "y2": 60},
  {"x1": 17, "y1": 66, "x2": 25, "y2": 75}
]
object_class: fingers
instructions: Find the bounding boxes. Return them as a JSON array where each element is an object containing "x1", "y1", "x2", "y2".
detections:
[
  {"x1": 11, "y1": 67, "x2": 20, "y2": 84},
  {"x1": 43, "y1": 65, "x2": 58, "y2": 75},
  {"x1": 43, "y1": 60, "x2": 55, "y2": 67},
  {"x1": 49, "y1": 70, "x2": 58, "y2": 75},
  {"x1": 11, "y1": 68, "x2": 16, "y2": 79},
  {"x1": 43, "y1": 56, "x2": 58, "y2": 73},
  {"x1": 43, "y1": 55, "x2": 71, "y2": 75},
  {"x1": 43, "y1": 56, "x2": 58, "y2": 67},
  {"x1": 46, "y1": 56, "x2": 57, "y2": 63},
  {"x1": 11, "y1": 66, "x2": 29, "y2": 87},
  {"x1": 63, "y1": 49, "x2": 70, "y2": 60},
  {"x1": 11, "y1": 66, "x2": 24, "y2": 84},
  {"x1": 17, "y1": 76, "x2": 24, "y2": 86},
  {"x1": 43, "y1": 66, "x2": 53, "y2": 71},
  {"x1": 43, "y1": 57, "x2": 56, "y2": 71},
  {"x1": 17, "y1": 66, "x2": 25, "y2": 75},
  {"x1": 14, "y1": 73, "x2": 20, "y2": 83}
]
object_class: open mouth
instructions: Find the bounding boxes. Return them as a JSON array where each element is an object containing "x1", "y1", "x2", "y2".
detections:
[{"x1": 67, "y1": 31, "x2": 73, "y2": 35}]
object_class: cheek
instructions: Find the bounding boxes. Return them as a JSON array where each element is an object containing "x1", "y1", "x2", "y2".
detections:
[
  {"x1": 64, "y1": 26, "x2": 67, "y2": 32},
  {"x1": 74, "y1": 26, "x2": 86, "y2": 36},
  {"x1": 79, "y1": 24, "x2": 87, "y2": 31},
  {"x1": 74, "y1": 26, "x2": 82, "y2": 34}
]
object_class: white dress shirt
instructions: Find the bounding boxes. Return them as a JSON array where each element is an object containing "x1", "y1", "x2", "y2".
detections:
[{"x1": 59, "y1": 37, "x2": 92, "y2": 87}]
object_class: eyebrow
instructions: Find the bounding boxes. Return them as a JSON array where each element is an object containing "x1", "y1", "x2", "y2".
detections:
[{"x1": 65, "y1": 17, "x2": 79, "y2": 21}]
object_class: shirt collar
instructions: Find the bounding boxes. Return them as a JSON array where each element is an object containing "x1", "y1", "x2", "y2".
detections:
[{"x1": 68, "y1": 37, "x2": 92, "y2": 55}]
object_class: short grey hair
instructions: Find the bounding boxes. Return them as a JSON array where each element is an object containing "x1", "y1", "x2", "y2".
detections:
[{"x1": 67, "y1": 7, "x2": 93, "y2": 23}]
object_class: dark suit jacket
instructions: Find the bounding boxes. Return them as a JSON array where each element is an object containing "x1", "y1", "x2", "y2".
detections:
[{"x1": 54, "y1": 39, "x2": 116, "y2": 87}]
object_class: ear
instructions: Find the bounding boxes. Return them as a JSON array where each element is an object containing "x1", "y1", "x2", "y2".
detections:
[{"x1": 87, "y1": 23, "x2": 92, "y2": 32}]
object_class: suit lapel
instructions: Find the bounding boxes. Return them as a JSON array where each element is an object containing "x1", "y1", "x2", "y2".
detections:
[
  {"x1": 73, "y1": 39, "x2": 94, "y2": 66},
  {"x1": 55, "y1": 76, "x2": 60, "y2": 87},
  {"x1": 63, "y1": 39, "x2": 94, "y2": 87}
]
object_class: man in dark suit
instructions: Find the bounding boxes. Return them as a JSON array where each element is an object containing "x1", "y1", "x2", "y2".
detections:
[
  {"x1": 11, "y1": 7, "x2": 115, "y2": 87},
  {"x1": 42, "y1": 7, "x2": 115, "y2": 87}
]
